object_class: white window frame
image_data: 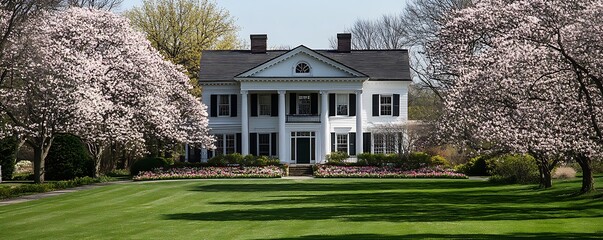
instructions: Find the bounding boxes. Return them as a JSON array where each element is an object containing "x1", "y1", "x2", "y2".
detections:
[
  {"x1": 258, "y1": 94, "x2": 271, "y2": 116},
  {"x1": 380, "y1": 95, "x2": 392, "y2": 116},
  {"x1": 336, "y1": 94, "x2": 349, "y2": 116},
  {"x1": 373, "y1": 133, "x2": 399, "y2": 154},
  {"x1": 336, "y1": 133, "x2": 348, "y2": 154},
  {"x1": 257, "y1": 133, "x2": 271, "y2": 156},
  {"x1": 214, "y1": 134, "x2": 237, "y2": 155},
  {"x1": 293, "y1": 61, "x2": 311, "y2": 76},
  {"x1": 224, "y1": 134, "x2": 236, "y2": 154},
  {"x1": 218, "y1": 95, "x2": 231, "y2": 117},
  {"x1": 297, "y1": 94, "x2": 311, "y2": 115}
]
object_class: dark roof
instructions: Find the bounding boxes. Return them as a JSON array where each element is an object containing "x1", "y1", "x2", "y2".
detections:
[{"x1": 198, "y1": 48, "x2": 411, "y2": 82}]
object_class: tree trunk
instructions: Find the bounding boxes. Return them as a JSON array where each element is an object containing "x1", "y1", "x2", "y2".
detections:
[
  {"x1": 536, "y1": 161, "x2": 553, "y2": 189},
  {"x1": 33, "y1": 146, "x2": 45, "y2": 184},
  {"x1": 31, "y1": 137, "x2": 52, "y2": 184},
  {"x1": 577, "y1": 156, "x2": 595, "y2": 194}
]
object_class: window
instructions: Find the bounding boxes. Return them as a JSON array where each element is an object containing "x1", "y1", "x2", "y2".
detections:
[
  {"x1": 213, "y1": 134, "x2": 236, "y2": 155},
  {"x1": 380, "y1": 95, "x2": 392, "y2": 116},
  {"x1": 258, "y1": 94, "x2": 271, "y2": 116},
  {"x1": 224, "y1": 134, "x2": 235, "y2": 154},
  {"x1": 373, "y1": 133, "x2": 398, "y2": 154},
  {"x1": 336, "y1": 134, "x2": 348, "y2": 153},
  {"x1": 215, "y1": 135, "x2": 224, "y2": 155},
  {"x1": 258, "y1": 134, "x2": 270, "y2": 156},
  {"x1": 336, "y1": 94, "x2": 348, "y2": 115},
  {"x1": 298, "y1": 94, "x2": 311, "y2": 114},
  {"x1": 218, "y1": 95, "x2": 230, "y2": 116},
  {"x1": 295, "y1": 62, "x2": 310, "y2": 73}
]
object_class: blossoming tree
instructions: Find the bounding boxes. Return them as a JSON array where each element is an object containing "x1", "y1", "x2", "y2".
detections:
[
  {"x1": 0, "y1": 8, "x2": 213, "y2": 183},
  {"x1": 430, "y1": 0, "x2": 603, "y2": 192}
]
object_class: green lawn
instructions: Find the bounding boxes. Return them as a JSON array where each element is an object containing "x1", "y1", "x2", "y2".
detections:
[{"x1": 1, "y1": 177, "x2": 602, "y2": 239}]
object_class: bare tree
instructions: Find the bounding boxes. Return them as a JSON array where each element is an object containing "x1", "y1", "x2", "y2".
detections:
[
  {"x1": 329, "y1": 15, "x2": 410, "y2": 50},
  {"x1": 371, "y1": 122, "x2": 431, "y2": 156},
  {"x1": 62, "y1": 0, "x2": 123, "y2": 10},
  {"x1": 402, "y1": 0, "x2": 473, "y2": 99}
]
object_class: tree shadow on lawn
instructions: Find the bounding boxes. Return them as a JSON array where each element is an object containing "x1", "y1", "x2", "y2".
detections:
[
  {"x1": 163, "y1": 178, "x2": 603, "y2": 223},
  {"x1": 189, "y1": 179, "x2": 492, "y2": 192},
  {"x1": 250, "y1": 232, "x2": 603, "y2": 240}
]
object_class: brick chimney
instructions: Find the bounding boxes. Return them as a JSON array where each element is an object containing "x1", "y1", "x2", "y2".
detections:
[
  {"x1": 250, "y1": 34, "x2": 267, "y2": 54},
  {"x1": 337, "y1": 33, "x2": 351, "y2": 52}
]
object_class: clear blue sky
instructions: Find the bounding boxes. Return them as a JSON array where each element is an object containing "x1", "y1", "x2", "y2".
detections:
[{"x1": 120, "y1": 0, "x2": 408, "y2": 49}]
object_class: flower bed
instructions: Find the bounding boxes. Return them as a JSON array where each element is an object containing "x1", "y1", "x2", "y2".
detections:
[
  {"x1": 314, "y1": 165, "x2": 468, "y2": 179},
  {"x1": 133, "y1": 166, "x2": 285, "y2": 181}
]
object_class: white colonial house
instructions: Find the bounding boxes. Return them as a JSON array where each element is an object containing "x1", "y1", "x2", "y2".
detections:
[{"x1": 186, "y1": 33, "x2": 411, "y2": 164}]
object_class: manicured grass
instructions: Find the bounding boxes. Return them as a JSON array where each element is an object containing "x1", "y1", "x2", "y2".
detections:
[{"x1": 1, "y1": 177, "x2": 602, "y2": 239}]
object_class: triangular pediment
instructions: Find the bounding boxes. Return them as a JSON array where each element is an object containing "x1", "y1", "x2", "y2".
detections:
[{"x1": 236, "y1": 45, "x2": 367, "y2": 78}]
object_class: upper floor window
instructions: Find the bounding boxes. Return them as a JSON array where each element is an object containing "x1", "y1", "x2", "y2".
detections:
[
  {"x1": 380, "y1": 95, "x2": 392, "y2": 116},
  {"x1": 259, "y1": 94, "x2": 271, "y2": 116},
  {"x1": 336, "y1": 94, "x2": 348, "y2": 115},
  {"x1": 218, "y1": 95, "x2": 230, "y2": 116},
  {"x1": 295, "y1": 62, "x2": 310, "y2": 74},
  {"x1": 298, "y1": 94, "x2": 311, "y2": 114}
]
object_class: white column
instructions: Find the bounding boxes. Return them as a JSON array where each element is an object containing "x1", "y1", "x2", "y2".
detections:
[
  {"x1": 241, "y1": 90, "x2": 249, "y2": 155},
  {"x1": 355, "y1": 90, "x2": 363, "y2": 155},
  {"x1": 278, "y1": 90, "x2": 287, "y2": 163},
  {"x1": 320, "y1": 90, "x2": 330, "y2": 163}
]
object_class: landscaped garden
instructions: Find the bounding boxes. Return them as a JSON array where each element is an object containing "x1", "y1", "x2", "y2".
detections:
[{"x1": 1, "y1": 177, "x2": 602, "y2": 239}]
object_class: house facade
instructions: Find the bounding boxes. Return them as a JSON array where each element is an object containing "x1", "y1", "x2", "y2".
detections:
[{"x1": 186, "y1": 33, "x2": 411, "y2": 164}]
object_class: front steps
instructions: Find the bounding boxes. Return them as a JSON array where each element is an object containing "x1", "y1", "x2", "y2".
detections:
[{"x1": 288, "y1": 165, "x2": 313, "y2": 176}]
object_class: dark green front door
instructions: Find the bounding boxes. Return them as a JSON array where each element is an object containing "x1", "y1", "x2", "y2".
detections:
[{"x1": 296, "y1": 138, "x2": 311, "y2": 164}]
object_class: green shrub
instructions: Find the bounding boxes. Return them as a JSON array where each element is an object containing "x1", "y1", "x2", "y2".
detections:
[
  {"x1": 357, "y1": 153, "x2": 374, "y2": 166},
  {"x1": 0, "y1": 137, "x2": 18, "y2": 180},
  {"x1": 326, "y1": 152, "x2": 349, "y2": 164},
  {"x1": 45, "y1": 134, "x2": 94, "y2": 180},
  {"x1": 487, "y1": 154, "x2": 539, "y2": 184},
  {"x1": 254, "y1": 156, "x2": 280, "y2": 166},
  {"x1": 207, "y1": 155, "x2": 227, "y2": 166},
  {"x1": 224, "y1": 153, "x2": 244, "y2": 165},
  {"x1": 457, "y1": 156, "x2": 490, "y2": 176},
  {"x1": 404, "y1": 152, "x2": 431, "y2": 170},
  {"x1": 243, "y1": 155, "x2": 256, "y2": 166},
  {"x1": 105, "y1": 169, "x2": 130, "y2": 177},
  {"x1": 430, "y1": 155, "x2": 451, "y2": 167},
  {"x1": 130, "y1": 157, "x2": 171, "y2": 176},
  {"x1": 207, "y1": 154, "x2": 280, "y2": 167}
]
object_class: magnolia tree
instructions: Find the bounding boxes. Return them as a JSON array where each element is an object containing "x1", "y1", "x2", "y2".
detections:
[
  {"x1": 0, "y1": 8, "x2": 213, "y2": 182},
  {"x1": 430, "y1": 0, "x2": 603, "y2": 192}
]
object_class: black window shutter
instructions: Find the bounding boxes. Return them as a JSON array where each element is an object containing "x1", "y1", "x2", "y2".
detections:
[
  {"x1": 236, "y1": 133, "x2": 242, "y2": 154},
  {"x1": 230, "y1": 94, "x2": 237, "y2": 117},
  {"x1": 289, "y1": 93, "x2": 296, "y2": 114},
  {"x1": 349, "y1": 93, "x2": 356, "y2": 116},
  {"x1": 349, "y1": 132, "x2": 356, "y2": 156},
  {"x1": 331, "y1": 132, "x2": 336, "y2": 152},
  {"x1": 250, "y1": 94, "x2": 258, "y2": 117},
  {"x1": 250, "y1": 133, "x2": 257, "y2": 156},
  {"x1": 372, "y1": 94, "x2": 380, "y2": 116},
  {"x1": 207, "y1": 150, "x2": 214, "y2": 160},
  {"x1": 271, "y1": 133, "x2": 277, "y2": 156},
  {"x1": 329, "y1": 93, "x2": 336, "y2": 116},
  {"x1": 271, "y1": 94, "x2": 278, "y2": 116},
  {"x1": 210, "y1": 95, "x2": 217, "y2": 117},
  {"x1": 363, "y1": 132, "x2": 372, "y2": 153},
  {"x1": 310, "y1": 93, "x2": 318, "y2": 115},
  {"x1": 393, "y1": 94, "x2": 400, "y2": 116}
]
